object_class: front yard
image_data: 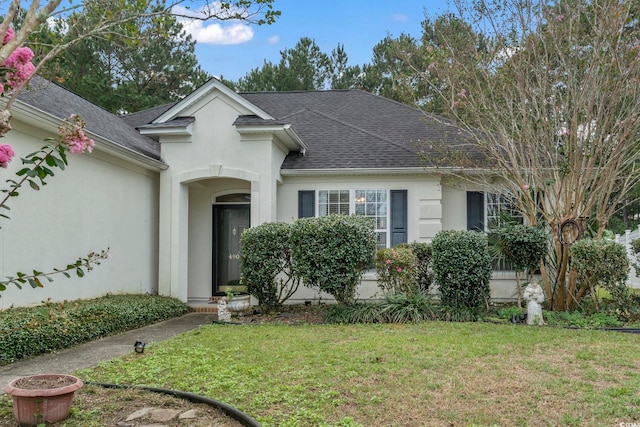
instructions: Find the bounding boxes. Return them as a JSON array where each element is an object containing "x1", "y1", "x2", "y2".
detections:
[{"x1": 75, "y1": 321, "x2": 639, "y2": 427}]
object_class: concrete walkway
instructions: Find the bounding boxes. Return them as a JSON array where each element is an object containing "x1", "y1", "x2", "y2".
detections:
[{"x1": 0, "y1": 312, "x2": 217, "y2": 391}]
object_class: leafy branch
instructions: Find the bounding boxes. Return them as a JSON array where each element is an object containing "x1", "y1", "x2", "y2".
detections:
[
  {"x1": 0, "y1": 248, "x2": 110, "y2": 295},
  {"x1": 0, "y1": 141, "x2": 67, "y2": 220}
]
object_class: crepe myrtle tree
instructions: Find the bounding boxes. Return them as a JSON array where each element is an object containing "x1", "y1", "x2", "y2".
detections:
[{"x1": 391, "y1": 0, "x2": 640, "y2": 310}]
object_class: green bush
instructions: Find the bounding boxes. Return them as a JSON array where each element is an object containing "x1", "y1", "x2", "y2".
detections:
[
  {"x1": 378, "y1": 291, "x2": 437, "y2": 323},
  {"x1": 432, "y1": 230, "x2": 492, "y2": 312},
  {"x1": 240, "y1": 222, "x2": 300, "y2": 313},
  {"x1": 290, "y1": 215, "x2": 377, "y2": 304},
  {"x1": 399, "y1": 242, "x2": 433, "y2": 292},
  {"x1": 0, "y1": 294, "x2": 190, "y2": 366},
  {"x1": 570, "y1": 238, "x2": 631, "y2": 312},
  {"x1": 375, "y1": 246, "x2": 418, "y2": 295},
  {"x1": 492, "y1": 224, "x2": 548, "y2": 271},
  {"x1": 490, "y1": 224, "x2": 548, "y2": 306}
]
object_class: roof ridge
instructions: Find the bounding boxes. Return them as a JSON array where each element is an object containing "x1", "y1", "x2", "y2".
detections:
[{"x1": 351, "y1": 89, "x2": 458, "y2": 126}]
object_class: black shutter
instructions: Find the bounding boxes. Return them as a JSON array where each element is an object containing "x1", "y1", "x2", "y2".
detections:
[
  {"x1": 298, "y1": 191, "x2": 315, "y2": 218},
  {"x1": 390, "y1": 190, "x2": 408, "y2": 247},
  {"x1": 467, "y1": 191, "x2": 485, "y2": 231}
]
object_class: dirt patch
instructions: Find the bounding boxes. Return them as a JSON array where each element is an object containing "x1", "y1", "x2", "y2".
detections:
[{"x1": 229, "y1": 304, "x2": 328, "y2": 325}]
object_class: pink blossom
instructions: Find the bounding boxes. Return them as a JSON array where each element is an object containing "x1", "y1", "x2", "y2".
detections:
[
  {"x1": 58, "y1": 115, "x2": 95, "y2": 154},
  {"x1": 385, "y1": 259, "x2": 391, "y2": 264},
  {"x1": 3, "y1": 27, "x2": 14, "y2": 45},
  {"x1": 3, "y1": 46, "x2": 35, "y2": 89},
  {"x1": 5, "y1": 47, "x2": 34, "y2": 66},
  {"x1": 396, "y1": 267, "x2": 402, "y2": 273},
  {"x1": 523, "y1": 184, "x2": 530, "y2": 190},
  {"x1": 0, "y1": 144, "x2": 15, "y2": 168}
]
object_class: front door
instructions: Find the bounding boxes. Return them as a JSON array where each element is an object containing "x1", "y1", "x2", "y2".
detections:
[{"x1": 213, "y1": 205, "x2": 250, "y2": 294}]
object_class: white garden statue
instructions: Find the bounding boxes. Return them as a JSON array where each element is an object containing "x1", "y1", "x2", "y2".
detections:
[{"x1": 523, "y1": 282, "x2": 545, "y2": 326}]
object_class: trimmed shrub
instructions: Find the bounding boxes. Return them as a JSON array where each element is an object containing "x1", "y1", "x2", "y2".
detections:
[
  {"x1": 240, "y1": 222, "x2": 300, "y2": 313},
  {"x1": 432, "y1": 230, "x2": 492, "y2": 312},
  {"x1": 375, "y1": 246, "x2": 418, "y2": 295},
  {"x1": 290, "y1": 214, "x2": 377, "y2": 304},
  {"x1": 570, "y1": 238, "x2": 631, "y2": 312},
  {"x1": 490, "y1": 224, "x2": 548, "y2": 306},
  {"x1": 493, "y1": 224, "x2": 548, "y2": 271},
  {"x1": 401, "y1": 242, "x2": 433, "y2": 292},
  {"x1": 0, "y1": 294, "x2": 190, "y2": 366}
]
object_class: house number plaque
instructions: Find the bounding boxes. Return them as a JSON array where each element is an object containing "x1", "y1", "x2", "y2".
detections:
[{"x1": 228, "y1": 253, "x2": 240, "y2": 260}]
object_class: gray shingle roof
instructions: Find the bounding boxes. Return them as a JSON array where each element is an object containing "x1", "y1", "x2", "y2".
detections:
[
  {"x1": 121, "y1": 102, "x2": 175, "y2": 129},
  {"x1": 17, "y1": 77, "x2": 162, "y2": 161},
  {"x1": 239, "y1": 90, "x2": 481, "y2": 170}
]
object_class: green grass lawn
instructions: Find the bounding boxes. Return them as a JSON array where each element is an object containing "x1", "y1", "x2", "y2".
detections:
[{"x1": 77, "y1": 322, "x2": 640, "y2": 427}]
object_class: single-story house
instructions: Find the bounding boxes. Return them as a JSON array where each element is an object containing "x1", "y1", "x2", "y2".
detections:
[{"x1": 0, "y1": 76, "x2": 518, "y2": 309}]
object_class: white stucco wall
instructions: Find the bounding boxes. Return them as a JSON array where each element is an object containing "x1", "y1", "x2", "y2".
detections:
[
  {"x1": 0, "y1": 121, "x2": 160, "y2": 309},
  {"x1": 441, "y1": 184, "x2": 467, "y2": 231}
]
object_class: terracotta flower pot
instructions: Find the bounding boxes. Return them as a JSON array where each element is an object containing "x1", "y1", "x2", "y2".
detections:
[{"x1": 3, "y1": 374, "x2": 83, "y2": 426}]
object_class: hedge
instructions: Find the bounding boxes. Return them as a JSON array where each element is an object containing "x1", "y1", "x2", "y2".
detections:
[{"x1": 0, "y1": 294, "x2": 190, "y2": 365}]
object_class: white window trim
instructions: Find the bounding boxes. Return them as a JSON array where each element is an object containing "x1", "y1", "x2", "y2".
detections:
[{"x1": 316, "y1": 189, "x2": 390, "y2": 248}]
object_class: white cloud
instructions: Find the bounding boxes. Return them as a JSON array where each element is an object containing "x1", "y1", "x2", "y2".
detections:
[
  {"x1": 173, "y1": 5, "x2": 254, "y2": 45},
  {"x1": 391, "y1": 13, "x2": 408, "y2": 23},
  {"x1": 267, "y1": 35, "x2": 280, "y2": 45},
  {"x1": 183, "y1": 20, "x2": 254, "y2": 45}
]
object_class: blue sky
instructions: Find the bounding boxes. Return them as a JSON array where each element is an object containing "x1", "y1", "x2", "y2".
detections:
[{"x1": 183, "y1": 0, "x2": 454, "y2": 82}]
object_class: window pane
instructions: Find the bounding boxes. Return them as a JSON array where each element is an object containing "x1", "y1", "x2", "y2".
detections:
[{"x1": 319, "y1": 190, "x2": 349, "y2": 216}]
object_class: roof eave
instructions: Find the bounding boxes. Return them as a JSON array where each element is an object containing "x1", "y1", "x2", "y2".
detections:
[
  {"x1": 235, "y1": 122, "x2": 307, "y2": 153},
  {"x1": 279, "y1": 166, "x2": 494, "y2": 176},
  {"x1": 10, "y1": 100, "x2": 167, "y2": 171}
]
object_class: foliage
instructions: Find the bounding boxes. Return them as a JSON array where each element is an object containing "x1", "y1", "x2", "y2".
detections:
[
  {"x1": 359, "y1": 15, "x2": 483, "y2": 117},
  {"x1": 382, "y1": 0, "x2": 640, "y2": 311},
  {"x1": 0, "y1": 249, "x2": 109, "y2": 294},
  {"x1": 31, "y1": 0, "x2": 211, "y2": 114},
  {"x1": 240, "y1": 222, "x2": 300, "y2": 313},
  {"x1": 490, "y1": 223, "x2": 548, "y2": 306},
  {"x1": 399, "y1": 241, "x2": 433, "y2": 292},
  {"x1": 290, "y1": 214, "x2": 377, "y2": 304},
  {"x1": 325, "y1": 291, "x2": 437, "y2": 324},
  {"x1": 492, "y1": 224, "x2": 548, "y2": 272},
  {"x1": 234, "y1": 37, "x2": 363, "y2": 91},
  {"x1": 375, "y1": 246, "x2": 418, "y2": 295},
  {"x1": 570, "y1": 238, "x2": 630, "y2": 312},
  {"x1": 378, "y1": 291, "x2": 437, "y2": 323},
  {"x1": 496, "y1": 305, "x2": 526, "y2": 321},
  {"x1": 0, "y1": 294, "x2": 190, "y2": 365},
  {"x1": 432, "y1": 230, "x2": 492, "y2": 311},
  {"x1": 0, "y1": 0, "x2": 278, "y2": 134},
  {"x1": 543, "y1": 310, "x2": 623, "y2": 329}
]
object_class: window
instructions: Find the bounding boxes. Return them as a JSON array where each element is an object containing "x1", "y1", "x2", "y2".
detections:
[
  {"x1": 486, "y1": 193, "x2": 523, "y2": 229},
  {"x1": 467, "y1": 191, "x2": 524, "y2": 271},
  {"x1": 486, "y1": 193, "x2": 523, "y2": 271},
  {"x1": 318, "y1": 189, "x2": 389, "y2": 248}
]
